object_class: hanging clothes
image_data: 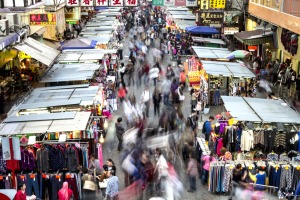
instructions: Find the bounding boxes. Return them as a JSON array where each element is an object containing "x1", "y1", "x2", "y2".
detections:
[{"x1": 241, "y1": 130, "x2": 254, "y2": 151}]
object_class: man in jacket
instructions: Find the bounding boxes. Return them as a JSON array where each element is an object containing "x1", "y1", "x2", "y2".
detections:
[
  {"x1": 115, "y1": 117, "x2": 125, "y2": 152},
  {"x1": 203, "y1": 116, "x2": 214, "y2": 142}
]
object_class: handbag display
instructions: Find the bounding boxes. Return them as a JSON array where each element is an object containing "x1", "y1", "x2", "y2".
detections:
[
  {"x1": 99, "y1": 179, "x2": 108, "y2": 188},
  {"x1": 83, "y1": 180, "x2": 96, "y2": 191}
]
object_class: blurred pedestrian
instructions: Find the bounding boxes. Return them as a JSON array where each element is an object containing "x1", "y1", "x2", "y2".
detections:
[
  {"x1": 105, "y1": 168, "x2": 119, "y2": 200},
  {"x1": 141, "y1": 86, "x2": 151, "y2": 117},
  {"x1": 152, "y1": 87, "x2": 162, "y2": 116},
  {"x1": 186, "y1": 153, "x2": 198, "y2": 193},
  {"x1": 201, "y1": 152, "x2": 216, "y2": 185},
  {"x1": 115, "y1": 117, "x2": 125, "y2": 152},
  {"x1": 58, "y1": 182, "x2": 73, "y2": 200}
]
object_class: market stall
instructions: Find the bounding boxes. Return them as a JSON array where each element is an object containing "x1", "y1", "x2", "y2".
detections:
[
  {"x1": 61, "y1": 38, "x2": 98, "y2": 50},
  {"x1": 192, "y1": 46, "x2": 231, "y2": 60},
  {"x1": 40, "y1": 63, "x2": 100, "y2": 86},
  {"x1": 200, "y1": 60, "x2": 255, "y2": 105}
]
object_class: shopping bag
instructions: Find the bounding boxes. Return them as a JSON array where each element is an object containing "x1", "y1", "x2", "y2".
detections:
[
  {"x1": 99, "y1": 179, "x2": 108, "y2": 188},
  {"x1": 83, "y1": 180, "x2": 96, "y2": 191}
]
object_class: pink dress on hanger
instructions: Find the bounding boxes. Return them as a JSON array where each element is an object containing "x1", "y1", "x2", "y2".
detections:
[{"x1": 216, "y1": 138, "x2": 223, "y2": 156}]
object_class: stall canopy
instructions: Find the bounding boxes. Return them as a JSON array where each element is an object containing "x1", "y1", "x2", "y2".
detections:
[
  {"x1": 221, "y1": 96, "x2": 262, "y2": 122},
  {"x1": 83, "y1": 27, "x2": 114, "y2": 32},
  {"x1": 186, "y1": 26, "x2": 219, "y2": 35},
  {"x1": 0, "y1": 112, "x2": 91, "y2": 135},
  {"x1": 171, "y1": 15, "x2": 196, "y2": 20},
  {"x1": 79, "y1": 35, "x2": 112, "y2": 44},
  {"x1": 11, "y1": 85, "x2": 99, "y2": 113},
  {"x1": 14, "y1": 37, "x2": 60, "y2": 66},
  {"x1": 167, "y1": 7, "x2": 189, "y2": 11},
  {"x1": 234, "y1": 29, "x2": 273, "y2": 46},
  {"x1": 61, "y1": 38, "x2": 97, "y2": 50},
  {"x1": 175, "y1": 20, "x2": 196, "y2": 30},
  {"x1": 86, "y1": 22, "x2": 114, "y2": 27},
  {"x1": 40, "y1": 63, "x2": 100, "y2": 83},
  {"x1": 56, "y1": 51, "x2": 105, "y2": 62},
  {"x1": 201, "y1": 61, "x2": 255, "y2": 78},
  {"x1": 192, "y1": 46, "x2": 231, "y2": 59},
  {"x1": 221, "y1": 96, "x2": 300, "y2": 124},
  {"x1": 192, "y1": 37, "x2": 225, "y2": 45}
]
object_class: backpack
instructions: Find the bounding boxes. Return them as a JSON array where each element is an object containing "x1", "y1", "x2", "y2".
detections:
[{"x1": 202, "y1": 121, "x2": 207, "y2": 133}]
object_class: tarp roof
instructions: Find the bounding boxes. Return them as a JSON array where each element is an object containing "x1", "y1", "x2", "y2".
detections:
[
  {"x1": 166, "y1": 7, "x2": 189, "y2": 11},
  {"x1": 61, "y1": 38, "x2": 97, "y2": 50},
  {"x1": 192, "y1": 46, "x2": 231, "y2": 59},
  {"x1": 192, "y1": 37, "x2": 225, "y2": 45},
  {"x1": 14, "y1": 37, "x2": 60, "y2": 66},
  {"x1": 56, "y1": 51, "x2": 105, "y2": 62},
  {"x1": 186, "y1": 26, "x2": 219, "y2": 35},
  {"x1": 201, "y1": 61, "x2": 255, "y2": 78},
  {"x1": 221, "y1": 96, "x2": 300, "y2": 124},
  {"x1": 174, "y1": 20, "x2": 196, "y2": 30},
  {"x1": 40, "y1": 63, "x2": 100, "y2": 83},
  {"x1": 0, "y1": 112, "x2": 91, "y2": 135},
  {"x1": 171, "y1": 15, "x2": 196, "y2": 20}
]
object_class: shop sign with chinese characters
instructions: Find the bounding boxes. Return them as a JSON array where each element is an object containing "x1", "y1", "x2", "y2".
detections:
[
  {"x1": 224, "y1": 27, "x2": 239, "y2": 35},
  {"x1": 124, "y1": 0, "x2": 138, "y2": 6},
  {"x1": 199, "y1": 11, "x2": 224, "y2": 28},
  {"x1": 81, "y1": 0, "x2": 93, "y2": 6},
  {"x1": 30, "y1": 14, "x2": 56, "y2": 25},
  {"x1": 95, "y1": 0, "x2": 109, "y2": 6},
  {"x1": 110, "y1": 0, "x2": 124, "y2": 6},
  {"x1": 66, "y1": 0, "x2": 130, "y2": 6}
]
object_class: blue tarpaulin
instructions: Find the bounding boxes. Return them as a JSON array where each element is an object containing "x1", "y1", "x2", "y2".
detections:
[
  {"x1": 61, "y1": 38, "x2": 97, "y2": 50},
  {"x1": 185, "y1": 26, "x2": 219, "y2": 35}
]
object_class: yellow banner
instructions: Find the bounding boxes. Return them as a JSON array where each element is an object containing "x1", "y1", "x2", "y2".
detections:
[
  {"x1": 188, "y1": 71, "x2": 201, "y2": 83},
  {"x1": 30, "y1": 22, "x2": 56, "y2": 25},
  {"x1": 19, "y1": 52, "x2": 31, "y2": 59}
]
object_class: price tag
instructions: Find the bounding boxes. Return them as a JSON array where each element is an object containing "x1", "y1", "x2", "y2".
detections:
[
  {"x1": 248, "y1": 166, "x2": 252, "y2": 170},
  {"x1": 56, "y1": 175, "x2": 61, "y2": 179},
  {"x1": 0, "y1": 176, "x2": 3, "y2": 180},
  {"x1": 66, "y1": 174, "x2": 71, "y2": 179},
  {"x1": 42, "y1": 174, "x2": 47, "y2": 179},
  {"x1": 297, "y1": 166, "x2": 300, "y2": 171},
  {"x1": 30, "y1": 174, "x2": 35, "y2": 179},
  {"x1": 229, "y1": 166, "x2": 233, "y2": 169},
  {"x1": 285, "y1": 166, "x2": 289, "y2": 170},
  {"x1": 20, "y1": 175, "x2": 25, "y2": 180},
  {"x1": 275, "y1": 166, "x2": 279, "y2": 171}
]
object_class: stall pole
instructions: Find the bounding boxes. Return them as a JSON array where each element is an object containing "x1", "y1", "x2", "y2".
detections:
[{"x1": 9, "y1": 138, "x2": 16, "y2": 188}]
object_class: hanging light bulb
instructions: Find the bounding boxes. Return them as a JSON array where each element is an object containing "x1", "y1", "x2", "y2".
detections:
[
  {"x1": 99, "y1": 133, "x2": 105, "y2": 144},
  {"x1": 103, "y1": 119, "x2": 108, "y2": 129}
]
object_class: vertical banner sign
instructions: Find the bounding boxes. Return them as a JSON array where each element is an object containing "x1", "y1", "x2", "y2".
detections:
[
  {"x1": 152, "y1": 0, "x2": 164, "y2": 6},
  {"x1": 186, "y1": 0, "x2": 197, "y2": 7},
  {"x1": 66, "y1": 0, "x2": 80, "y2": 6},
  {"x1": 95, "y1": 0, "x2": 109, "y2": 6},
  {"x1": 81, "y1": 0, "x2": 93, "y2": 6},
  {"x1": 164, "y1": 0, "x2": 175, "y2": 6},
  {"x1": 110, "y1": 0, "x2": 124, "y2": 6},
  {"x1": 125, "y1": 0, "x2": 138, "y2": 6},
  {"x1": 175, "y1": 0, "x2": 186, "y2": 6}
]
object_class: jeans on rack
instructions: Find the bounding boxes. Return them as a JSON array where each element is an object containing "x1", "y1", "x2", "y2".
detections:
[
  {"x1": 51, "y1": 173, "x2": 63, "y2": 200},
  {"x1": 66, "y1": 174, "x2": 79, "y2": 200},
  {"x1": 17, "y1": 174, "x2": 27, "y2": 186},
  {"x1": 5, "y1": 177, "x2": 12, "y2": 189},
  {"x1": 26, "y1": 173, "x2": 40, "y2": 199},
  {"x1": 269, "y1": 167, "x2": 281, "y2": 190},
  {"x1": 0, "y1": 179, "x2": 5, "y2": 189},
  {"x1": 41, "y1": 174, "x2": 52, "y2": 200},
  {"x1": 280, "y1": 166, "x2": 292, "y2": 190},
  {"x1": 292, "y1": 167, "x2": 300, "y2": 191}
]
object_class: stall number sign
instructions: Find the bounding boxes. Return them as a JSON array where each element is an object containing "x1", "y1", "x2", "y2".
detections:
[
  {"x1": 30, "y1": 14, "x2": 56, "y2": 25},
  {"x1": 224, "y1": 27, "x2": 239, "y2": 35},
  {"x1": 199, "y1": 11, "x2": 224, "y2": 28},
  {"x1": 152, "y1": 0, "x2": 164, "y2": 6},
  {"x1": 19, "y1": 52, "x2": 31, "y2": 59},
  {"x1": 209, "y1": 0, "x2": 225, "y2": 8}
]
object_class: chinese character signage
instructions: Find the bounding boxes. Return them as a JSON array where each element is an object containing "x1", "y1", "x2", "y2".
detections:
[
  {"x1": 110, "y1": 0, "x2": 123, "y2": 6},
  {"x1": 224, "y1": 27, "x2": 239, "y2": 35},
  {"x1": 175, "y1": 0, "x2": 186, "y2": 6},
  {"x1": 209, "y1": 0, "x2": 225, "y2": 9},
  {"x1": 95, "y1": 0, "x2": 108, "y2": 6},
  {"x1": 165, "y1": 0, "x2": 175, "y2": 6},
  {"x1": 152, "y1": 0, "x2": 164, "y2": 6},
  {"x1": 125, "y1": 0, "x2": 138, "y2": 6},
  {"x1": 30, "y1": 14, "x2": 56, "y2": 25},
  {"x1": 186, "y1": 0, "x2": 197, "y2": 7},
  {"x1": 66, "y1": 0, "x2": 80, "y2": 6},
  {"x1": 81, "y1": 0, "x2": 93, "y2": 6},
  {"x1": 199, "y1": 11, "x2": 224, "y2": 28}
]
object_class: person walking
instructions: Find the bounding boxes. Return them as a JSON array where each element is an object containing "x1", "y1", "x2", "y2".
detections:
[
  {"x1": 105, "y1": 168, "x2": 119, "y2": 200},
  {"x1": 186, "y1": 153, "x2": 198, "y2": 193},
  {"x1": 126, "y1": 61, "x2": 135, "y2": 86},
  {"x1": 149, "y1": 65, "x2": 160, "y2": 86},
  {"x1": 202, "y1": 116, "x2": 214, "y2": 143},
  {"x1": 152, "y1": 87, "x2": 162, "y2": 116},
  {"x1": 141, "y1": 86, "x2": 151, "y2": 117},
  {"x1": 115, "y1": 117, "x2": 125, "y2": 152},
  {"x1": 161, "y1": 78, "x2": 171, "y2": 105},
  {"x1": 177, "y1": 83, "x2": 185, "y2": 116}
]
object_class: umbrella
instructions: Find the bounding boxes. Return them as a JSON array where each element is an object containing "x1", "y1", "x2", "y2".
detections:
[{"x1": 225, "y1": 50, "x2": 251, "y2": 59}]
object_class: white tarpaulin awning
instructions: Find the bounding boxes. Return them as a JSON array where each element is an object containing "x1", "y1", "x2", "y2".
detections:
[
  {"x1": 171, "y1": 15, "x2": 196, "y2": 20},
  {"x1": 56, "y1": 52, "x2": 105, "y2": 62},
  {"x1": 174, "y1": 20, "x2": 196, "y2": 30},
  {"x1": 40, "y1": 63, "x2": 100, "y2": 83},
  {"x1": 221, "y1": 96, "x2": 261, "y2": 122},
  {"x1": 4, "y1": 112, "x2": 76, "y2": 123},
  {"x1": 201, "y1": 61, "x2": 255, "y2": 78},
  {"x1": 192, "y1": 46, "x2": 231, "y2": 59},
  {"x1": 244, "y1": 98, "x2": 300, "y2": 124},
  {"x1": 167, "y1": 7, "x2": 189, "y2": 11},
  {"x1": 14, "y1": 37, "x2": 60, "y2": 66},
  {"x1": 192, "y1": 37, "x2": 226, "y2": 45}
]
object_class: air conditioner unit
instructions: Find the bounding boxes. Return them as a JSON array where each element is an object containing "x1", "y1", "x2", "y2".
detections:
[
  {"x1": 6, "y1": 13, "x2": 19, "y2": 31},
  {"x1": 0, "y1": 19, "x2": 9, "y2": 36}
]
